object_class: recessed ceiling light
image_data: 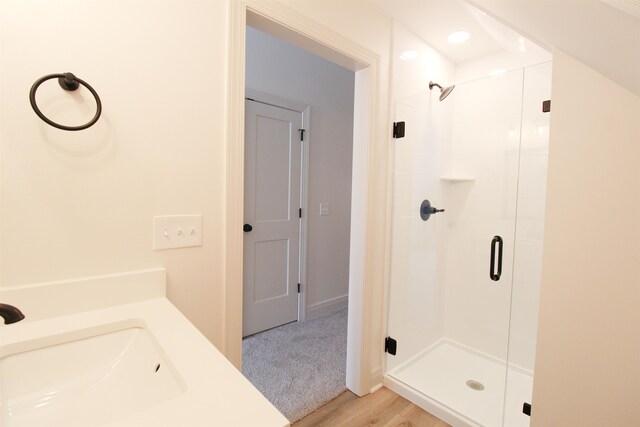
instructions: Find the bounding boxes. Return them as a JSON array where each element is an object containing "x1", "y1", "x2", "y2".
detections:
[
  {"x1": 447, "y1": 31, "x2": 471, "y2": 44},
  {"x1": 400, "y1": 50, "x2": 418, "y2": 60},
  {"x1": 489, "y1": 69, "x2": 506, "y2": 77},
  {"x1": 517, "y1": 37, "x2": 527, "y2": 52}
]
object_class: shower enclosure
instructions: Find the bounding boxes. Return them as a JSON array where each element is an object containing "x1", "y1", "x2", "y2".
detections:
[{"x1": 384, "y1": 62, "x2": 551, "y2": 427}]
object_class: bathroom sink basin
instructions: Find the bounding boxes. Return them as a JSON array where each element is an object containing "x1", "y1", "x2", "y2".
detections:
[
  {"x1": 0, "y1": 269, "x2": 289, "y2": 426},
  {"x1": 0, "y1": 322, "x2": 185, "y2": 427}
]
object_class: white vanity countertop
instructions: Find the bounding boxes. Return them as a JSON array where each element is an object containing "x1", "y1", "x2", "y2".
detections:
[{"x1": 0, "y1": 269, "x2": 290, "y2": 427}]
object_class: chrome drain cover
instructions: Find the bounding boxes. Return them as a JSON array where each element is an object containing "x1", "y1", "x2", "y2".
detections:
[{"x1": 466, "y1": 380, "x2": 485, "y2": 391}]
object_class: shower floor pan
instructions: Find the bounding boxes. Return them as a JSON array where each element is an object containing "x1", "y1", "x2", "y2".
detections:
[{"x1": 385, "y1": 340, "x2": 532, "y2": 427}]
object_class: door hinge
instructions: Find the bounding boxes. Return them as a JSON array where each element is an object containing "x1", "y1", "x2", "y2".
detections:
[
  {"x1": 384, "y1": 336, "x2": 397, "y2": 355},
  {"x1": 297, "y1": 283, "x2": 301, "y2": 293},
  {"x1": 523, "y1": 402, "x2": 532, "y2": 416},
  {"x1": 299, "y1": 208, "x2": 302, "y2": 218},
  {"x1": 393, "y1": 121, "x2": 405, "y2": 139},
  {"x1": 542, "y1": 100, "x2": 551, "y2": 113},
  {"x1": 299, "y1": 128, "x2": 305, "y2": 141}
]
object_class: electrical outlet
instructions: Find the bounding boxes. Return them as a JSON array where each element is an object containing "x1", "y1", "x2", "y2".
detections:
[
  {"x1": 320, "y1": 202, "x2": 330, "y2": 216},
  {"x1": 153, "y1": 215, "x2": 202, "y2": 250}
]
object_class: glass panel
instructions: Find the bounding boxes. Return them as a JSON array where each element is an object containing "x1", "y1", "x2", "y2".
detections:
[
  {"x1": 503, "y1": 61, "x2": 552, "y2": 427},
  {"x1": 386, "y1": 69, "x2": 525, "y2": 427}
]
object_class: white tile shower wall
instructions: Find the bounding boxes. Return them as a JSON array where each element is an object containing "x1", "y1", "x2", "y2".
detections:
[
  {"x1": 442, "y1": 69, "x2": 525, "y2": 360},
  {"x1": 386, "y1": 23, "x2": 454, "y2": 371}
]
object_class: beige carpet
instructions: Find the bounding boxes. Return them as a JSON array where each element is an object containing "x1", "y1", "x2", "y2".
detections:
[{"x1": 242, "y1": 308, "x2": 348, "y2": 423}]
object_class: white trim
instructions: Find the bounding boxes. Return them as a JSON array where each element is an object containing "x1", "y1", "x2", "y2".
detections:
[
  {"x1": 305, "y1": 294, "x2": 348, "y2": 319},
  {"x1": 224, "y1": 0, "x2": 247, "y2": 369},
  {"x1": 298, "y1": 105, "x2": 311, "y2": 322},
  {"x1": 369, "y1": 368, "x2": 384, "y2": 393},
  {"x1": 370, "y1": 380, "x2": 383, "y2": 394},
  {"x1": 225, "y1": 0, "x2": 386, "y2": 397}
]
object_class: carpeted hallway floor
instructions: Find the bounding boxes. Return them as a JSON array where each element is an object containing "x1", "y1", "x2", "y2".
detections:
[{"x1": 242, "y1": 307, "x2": 348, "y2": 423}]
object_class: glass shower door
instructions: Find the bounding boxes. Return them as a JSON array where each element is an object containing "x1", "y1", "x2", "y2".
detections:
[{"x1": 385, "y1": 69, "x2": 525, "y2": 427}]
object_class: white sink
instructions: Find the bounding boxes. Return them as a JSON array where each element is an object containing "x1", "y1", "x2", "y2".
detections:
[
  {"x1": 0, "y1": 269, "x2": 289, "y2": 426},
  {"x1": 0, "y1": 322, "x2": 185, "y2": 427}
]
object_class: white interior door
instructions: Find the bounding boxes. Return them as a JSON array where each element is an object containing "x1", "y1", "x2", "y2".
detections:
[{"x1": 243, "y1": 99, "x2": 302, "y2": 337}]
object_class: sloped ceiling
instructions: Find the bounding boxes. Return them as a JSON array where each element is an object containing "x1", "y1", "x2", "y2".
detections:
[
  {"x1": 368, "y1": 0, "x2": 505, "y2": 63},
  {"x1": 470, "y1": 0, "x2": 640, "y2": 96}
]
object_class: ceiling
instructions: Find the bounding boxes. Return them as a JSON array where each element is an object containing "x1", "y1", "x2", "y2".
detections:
[
  {"x1": 602, "y1": 0, "x2": 640, "y2": 19},
  {"x1": 470, "y1": 0, "x2": 640, "y2": 96},
  {"x1": 369, "y1": 0, "x2": 506, "y2": 64},
  {"x1": 367, "y1": 0, "x2": 640, "y2": 96},
  {"x1": 368, "y1": 0, "x2": 552, "y2": 64}
]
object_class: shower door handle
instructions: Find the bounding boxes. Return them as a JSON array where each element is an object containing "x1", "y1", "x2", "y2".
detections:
[{"x1": 490, "y1": 235, "x2": 503, "y2": 281}]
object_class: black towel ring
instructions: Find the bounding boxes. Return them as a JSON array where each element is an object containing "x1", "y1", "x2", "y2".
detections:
[{"x1": 29, "y1": 72, "x2": 102, "y2": 131}]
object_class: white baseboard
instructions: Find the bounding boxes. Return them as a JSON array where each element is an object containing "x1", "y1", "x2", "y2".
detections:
[
  {"x1": 305, "y1": 294, "x2": 348, "y2": 319},
  {"x1": 370, "y1": 368, "x2": 383, "y2": 393}
]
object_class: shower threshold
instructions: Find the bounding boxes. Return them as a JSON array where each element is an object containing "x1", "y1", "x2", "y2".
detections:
[{"x1": 384, "y1": 340, "x2": 533, "y2": 427}]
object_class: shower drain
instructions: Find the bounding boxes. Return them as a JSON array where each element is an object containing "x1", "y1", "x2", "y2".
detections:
[{"x1": 466, "y1": 380, "x2": 485, "y2": 391}]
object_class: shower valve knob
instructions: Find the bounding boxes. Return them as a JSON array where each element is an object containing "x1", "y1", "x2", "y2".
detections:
[{"x1": 420, "y1": 199, "x2": 444, "y2": 221}]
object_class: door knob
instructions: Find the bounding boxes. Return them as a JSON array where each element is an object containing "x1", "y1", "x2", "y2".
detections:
[{"x1": 243, "y1": 224, "x2": 253, "y2": 232}]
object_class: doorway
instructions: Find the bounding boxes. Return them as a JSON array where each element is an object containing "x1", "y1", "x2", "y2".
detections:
[
  {"x1": 225, "y1": 1, "x2": 385, "y2": 397},
  {"x1": 241, "y1": 22, "x2": 356, "y2": 422}
]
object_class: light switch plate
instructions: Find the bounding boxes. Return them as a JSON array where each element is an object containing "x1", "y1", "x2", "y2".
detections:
[
  {"x1": 320, "y1": 203, "x2": 330, "y2": 216},
  {"x1": 153, "y1": 215, "x2": 202, "y2": 250}
]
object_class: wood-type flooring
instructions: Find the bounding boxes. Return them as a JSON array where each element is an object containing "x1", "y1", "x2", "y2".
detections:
[{"x1": 293, "y1": 386, "x2": 451, "y2": 427}]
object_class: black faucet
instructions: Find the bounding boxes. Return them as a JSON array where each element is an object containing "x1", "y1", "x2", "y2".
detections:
[{"x1": 0, "y1": 303, "x2": 25, "y2": 324}]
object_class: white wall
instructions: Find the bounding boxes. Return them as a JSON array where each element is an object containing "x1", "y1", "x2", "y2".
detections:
[
  {"x1": 0, "y1": 0, "x2": 228, "y2": 346},
  {"x1": 245, "y1": 26, "x2": 354, "y2": 317},
  {"x1": 1, "y1": 0, "x2": 395, "y2": 389},
  {"x1": 532, "y1": 50, "x2": 640, "y2": 427}
]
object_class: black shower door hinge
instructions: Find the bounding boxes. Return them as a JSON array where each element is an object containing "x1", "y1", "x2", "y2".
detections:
[
  {"x1": 523, "y1": 402, "x2": 532, "y2": 416},
  {"x1": 299, "y1": 128, "x2": 305, "y2": 141},
  {"x1": 542, "y1": 100, "x2": 551, "y2": 113},
  {"x1": 297, "y1": 283, "x2": 301, "y2": 293},
  {"x1": 384, "y1": 336, "x2": 397, "y2": 355},
  {"x1": 299, "y1": 208, "x2": 302, "y2": 218},
  {"x1": 393, "y1": 121, "x2": 405, "y2": 139}
]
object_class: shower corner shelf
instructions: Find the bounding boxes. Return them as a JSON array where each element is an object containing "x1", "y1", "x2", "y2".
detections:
[{"x1": 440, "y1": 176, "x2": 476, "y2": 182}]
